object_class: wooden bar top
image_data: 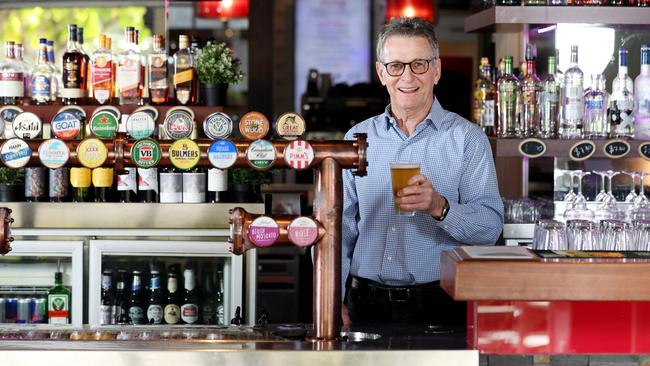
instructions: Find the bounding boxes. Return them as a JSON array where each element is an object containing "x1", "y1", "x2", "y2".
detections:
[{"x1": 440, "y1": 247, "x2": 650, "y2": 301}]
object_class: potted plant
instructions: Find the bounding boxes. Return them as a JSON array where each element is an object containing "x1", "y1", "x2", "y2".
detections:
[
  {"x1": 196, "y1": 41, "x2": 244, "y2": 106},
  {"x1": 229, "y1": 168, "x2": 273, "y2": 203},
  {"x1": 0, "y1": 167, "x2": 24, "y2": 202}
]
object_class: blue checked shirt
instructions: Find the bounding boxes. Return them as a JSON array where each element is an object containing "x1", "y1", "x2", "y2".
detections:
[{"x1": 342, "y1": 98, "x2": 504, "y2": 291}]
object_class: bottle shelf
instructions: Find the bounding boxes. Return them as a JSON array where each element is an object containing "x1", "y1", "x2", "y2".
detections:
[
  {"x1": 490, "y1": 137, "x2": 650, "y2": 159},
  {"x1": 465, "y1": 5, "x2": 650, "y2": 32}
]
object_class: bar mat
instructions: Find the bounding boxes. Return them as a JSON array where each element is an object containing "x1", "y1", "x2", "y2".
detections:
[{"x1": 533, "y1": 250, "x2": 650, "y2": 259}]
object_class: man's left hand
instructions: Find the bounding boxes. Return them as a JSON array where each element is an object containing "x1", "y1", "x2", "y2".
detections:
[{"x1": 395, "y1": 174, "x2": 447, "y2": 218}]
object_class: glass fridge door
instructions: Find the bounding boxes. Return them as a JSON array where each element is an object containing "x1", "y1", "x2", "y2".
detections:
[
  {"x1": 88, "y1": 240, "x2": 243, "y2": 327},
  {"x1": 0, "y1": 241, "x2": 84, "y2": 327}
]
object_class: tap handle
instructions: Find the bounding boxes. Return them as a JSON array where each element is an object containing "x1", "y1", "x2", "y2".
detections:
[
  {"x1": 352, "y1": 133, "x2": 368, "y2": 177},
  {"x1": 0, "y1": 208, "x2": 13, "y2": 256}
]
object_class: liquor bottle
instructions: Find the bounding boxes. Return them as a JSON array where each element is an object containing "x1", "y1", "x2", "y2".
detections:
[
  {"x1": 14, "y1": 43, "x2": 30, "y2": 101},
  {"x1": 163, "y1": 272, "x2": 181, "y2": 325},
  {"x1": 46, "y1": 40, "x2": 61, "y2": 102},
  {"x1": 215, "y1": 271, "x2": 225, "y2": 325},
  {"x1": 62, "y1": 24, "x2": 88, "y2": 105},
  {"x1": 472, "y1": 57, "x2": 496, "y2": 136},
  {"x1": 200, "y1": 265, "x2": 216, "y2": 324},
  {"x1": 135, "y1": 29, "x2": 147, "y2": 105},
  {"x1": 539, "y1": 56, "x2": 561, "y2": 139},
  {"x1": 137, "y1": 168, "x2": 159, "y2": 203},
  {"x1": 77, "y1": 27, "x2": 91, "y2": 103},
  {"x1": 207, "y1": 168, "x2": 228, "y2": 203},
  {"x1": 128, "y1": 270, "x2": 145, "y2": 325},
  {"x1": 114, "y1": 270, "x2": 128, "y2": 324},
  {"x1": 100, "y1": 270, "x2": 115, "y2": 325},
  {"x1": 47, "y1": 271, "x2": 71, "y2": 325},
  {"x1": 117, "y1": 167, "x2": 138, "y2": 202},
  {"x1": 584, "y1": 74, "x2": 609, "y2": 138},
  {"x1": 70, "y1": 167, "x2": 92, "y2": 202},
  {"x1": 609, "y1": 47, "x2": 635, "y2": 139},
  {"x1": 190, "y1": 37, "x2": 202, "y2": 105},
  {"x1": 634, "y1": 44, "x2": 650, "y2": 140},
  {"x1": 180, "y1": 268, "x2": 199, "y2": 324},
  {"x1": 548, "y1": 0, "x2": 568, "y2": 4},
  {"x1": 497, "y1": 0, "x2": 521, "y2": 4},
  {"x1": 146, "y1": 269, "x2": 163, "y2": 325},
  {"x1": 497, "y1": 56, "x2": 520, "y2": 138},
  {"x1": 148, "y1": 35, "x2": 168, "y2": 105},
  {"x1": 91, "y1": 34, "x2": 114, "y2": 105},
  {"x1": 117, "y1": 27, "x2": 143, "y2": 105},
  {"x1": 0, "y1": 41, "x2": 25, "y2": 105},
  {"x1": 173, "y1": 35, "x2": 197, "y2": 105},
  {"x1": 521, "y1": 44, "x2": 541, "y2": 137},
  {"x1": 561, "y1": 45, "x2": 584, "y2": 139},
  {"x1": 31, "y1": 38, "x2": 54, "y2": 105},
  {"x1": 523, "y1": 0, "x2": 545, "y2": 4}
]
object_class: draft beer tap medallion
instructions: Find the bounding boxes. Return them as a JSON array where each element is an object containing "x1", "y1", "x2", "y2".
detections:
[
  {"x1": 246, "y1": 139, "x2": 276, "y2": 170},
  {"x1": 240, "y1": 111, "x2": 269, "y2": 140},
  {"x1": 77, "y1": 138, "x2": 108, "y2": 169},
  {"x1": 11, "y1": 112, "x2": 42, "y2": 139},
  {"x1": 38, "y1": 139, "x2": 70, "y2": 169},
  {"x1": 131, "y1": 138, "x2": 162, "y2": 168},
  {"x1": 284, "y1": 140, "x2": 314, "y2": 170},
  {"x1": 90, "y1": 111, "x2": 119, "y2": 139},
  {"x1": 169, "y1": 138, "x2": 201, "y2": 171},
  {"x1": 0, "y1": 105, "x2": 23, "y2": 138},
  {"x1": 51, "y1": 112, "x2": 82, "y2": 140},
  {"x1": 163, "y1": 110, "x2": 194, "y2": 140},
  {"x1": 249, "y1": 216, "x2": 280, "y2": 247},
  {"x1": 126, "y1": 111, "x2": 156, "y2": 139},
  {"x1": 208, "y1": 139, "x2": 238, "y2": 169},
  {"x1": 0, "y1": 138, "x2": 31, "y2": 168},
  {"x1": 203, "y1": 112, "x2": 233, "y2": 139},
  {"x1": 275, "y1": 112, "x2": 306, "y2": 140},
  {"x1": 288, "y1": 217, "x2": 319, "y2": 247}
]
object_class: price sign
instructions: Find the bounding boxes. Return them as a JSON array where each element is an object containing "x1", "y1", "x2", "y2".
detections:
[
  {"x1": 569, "y1": 140, "x2": 596, "y2": 162},
  {"x1": 518, "y1": 138, "x2": 546, "y2": 158},
  {"x1": 639, "y1": 142, "x2": 650, "y2": 161},
  {"x1": 603, "y1": 140, "x2": 630, "y2": 158}
]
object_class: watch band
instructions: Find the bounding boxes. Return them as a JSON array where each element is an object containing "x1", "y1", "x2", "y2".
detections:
[{"x1": 433, "y1": 196, "x2": 449, "y2": 221}]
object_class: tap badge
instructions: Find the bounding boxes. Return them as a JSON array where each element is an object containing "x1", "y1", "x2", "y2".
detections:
[
  {"x1": 203, "y1": 112, "x2": 233, "y2": 140},
  {"x1": 38, "y1": 139, "x2": 70, "y2": 169},
  {"x1": 90, "y1": 111, "x2": 118, "y2": 139},
  {"x1": 208, "y1": 139, "x2": 237, "y2": 169},
  {"x1": 126, "y1": 111, "x2": 156, "y2": 139},
  {"x1": 77, "y1": 138, "x2": 108, "y2": 169},
  {"x1": 131, "y1": 138, "x2": 162, "y2": 168},
  {"x1": 239, "y1": 111, "x2": 269, "y2": 140},
  {"x1": 0, "y1": 138, "x2": 31, "y2": 168},
  {"x1": 249, "y1": 216, "x2": 280, "y2": 247},
  {"x1": 0, "y1": 105, "x2": 22, "y2": 137},
  {"x1": 51, "y1": 112, "x2": 81, "y2": 140},
  {"x1": 275, "y1": 112, "x2": 306, "y2": 141},
  {"x1": 284, "y1": 140, "x2": 314, "y2": 170},
  {"x1": 246, "y1": 139, "x2": 275, "y2": 170},
  {"x1": 288, "y1": 217, "x2": 319, "y2": 247},
  {"x1": 169, "y1": 138, "x2": 200, "y2": 170},
  {"x1": 164, "y1": 110, "x2": 194, "y2": 140},
  {"x1": 12, "y1": 112, "x2": 42, "y2": 139}
]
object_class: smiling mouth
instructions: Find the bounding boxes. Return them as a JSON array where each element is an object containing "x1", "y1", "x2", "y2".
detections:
[{"x1": 398, "y1": 87, "x2": 419, "y2": 93}]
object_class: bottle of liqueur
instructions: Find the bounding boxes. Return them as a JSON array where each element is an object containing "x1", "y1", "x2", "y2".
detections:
[
  {"x1": 61, "y1": 24, "x2": 87, "y2": 105},
  {"x1": 14, "y1": 43, "x2": 30, "y2": 101},
  {"x1": 584, "y1": 74, "x2": 609, "y2": 138},
  {"x1": 497, "y1": 56, "x2": 520, "y2": 138},
  {"x1": 539, "y1": 56, "x2": 561, "y2": 139},
  {"x1": 31, "y1": 38, "x2": 54, "y2": 105},
  {"x1": 163, "y1": 271, "x2": 181, "y2": 325},
  {"x1": 180, "y1": 268, "x2": 199, "y2": 324},
  {"x1": 561, "y1": 45, "x2": 584, "y2": 139},
  {"x1": 46, "y1": 40, "x2": 61, "y2": 102},
  {"x1": 137, "y1": 168, "x2": 159, "y2": 203},
  {"x1": 100, "y1": 270, "x2": 115, "y2": 325},
  {"x1": 148, "y1": 35, "x2": 168, "y2": 105},
  {"x1": 117, "y1": 167, "x2": 138, "y2": 202},
  {"x1": 47, "y1": 271, "x2": 71, "y2": 325},
  {"x1": 128, "y1": 270, "x2": 145, "y2": 325},
  {"x1": 635, "y1": 44, "x2": 650, "y2": 139},
  {"x1": 472, "y1": 57, "x2": 496, "y2": 137},
  {"x1": 91, "y1": 35, "x2": 114, "y2": 105},
  {"x1": 521, "y1": 44, "x2": 541, "y2": 137},
  {"x1": 609, "y1": 47, "x2": 635, "y2": 139},
  {"x1": 114, "y1": 270, "x2": 129, "y2": 325},
  {"x1": 147, "y1": 269, "x2": 163, "y2": 325},
  {"x1": 0, "y1": 41, "x2": 24, "y2": 105},
  {"x1": 117, "y1": 27, "x2": 143, "y2": 105},
  {"x1": 173, "y1": 35, "x2": 197, "y2": 105},
  {"x1": 92, "y1": 167, "x2": 114, "y2": 202}
]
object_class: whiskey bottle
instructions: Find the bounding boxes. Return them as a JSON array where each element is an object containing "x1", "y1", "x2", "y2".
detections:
[
  {"x1": 173, "y1": 35, "x2": 197, "y2": 105},
  {"x1": 117, "y1": 27, "x2": 143, "y2": 105},
  {"x1": 61, "y1": 24, "x2": 88, "y2": 105},
  {"x1": 0, "y1": 41, "x2": 25, "y2": 105},
  {"x1": 77, "y1": 27, "x2": 91, "y2": 103},
  {"x1": 31, "y1": 38, "x2": 54, "y2": 105},
  {"x1": 148, "y1": 35, "x2": 168, "y2": 105},
  {"x1": 91, "y1": 35, "x2": 114, "y2": 105}
]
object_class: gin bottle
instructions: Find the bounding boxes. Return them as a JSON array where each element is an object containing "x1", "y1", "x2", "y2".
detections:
[
  {"x1": 539, "y1": 56, "x2": 560, "y2": 138},
  {"x1": 561, "y1": 45, "x2": 584, "y2": 139},
  {"x1": 497, "y1": 56, "x2": 520, "y2": 138},
  {"x1": 0, "y1": 41, "x2": 25, "y2": 105},
  {"x1": 609, "y1": 47, "x2": 635, "y2": 139},
  {"x1": 117, "y1": 27, "x2": 143, "y2": 105},
  {"x1": 584, "y1": 74, "x2": 609, "y2": 138},
  {"x1": 472, "y1": 57, "x2": 496, "y2": 136},
  {"x1": 31, "y1": 38, "x2": 54, "y2": 105},
  {"x1": 634, "y1": 44, "x2": 650, "y2": 140},
  {"x1": 521, "y1": 44, "x2": 541, "y2": 137}
]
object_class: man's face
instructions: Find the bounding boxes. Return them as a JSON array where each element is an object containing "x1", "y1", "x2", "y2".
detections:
[{"x1": 376, "y1": 35, "x2": 441, "y2": 115}]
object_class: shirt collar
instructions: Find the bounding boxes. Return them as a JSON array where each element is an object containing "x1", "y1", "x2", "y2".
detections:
[{"x1": 382, "y1": 97, "x2": 445, "y2": 132}]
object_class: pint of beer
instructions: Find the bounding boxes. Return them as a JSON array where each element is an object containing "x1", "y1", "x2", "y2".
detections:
[{"x1": 390, "y1": 162, "x2": 420, "y2": 216}]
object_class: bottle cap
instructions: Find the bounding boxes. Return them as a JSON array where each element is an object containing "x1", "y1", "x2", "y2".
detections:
[
  {"x1": 239, "y1": 111, "x2": 269, "y2": 140},
  {"x1": 168, "y1": 138, "x2": 200, "y2": 171},
  {"x1": 11, "y1": 112, "x2": 42, "y2": 139},
  {"x1": 131, "y1": 138, "x2": 162, "y2": 168},
  {"x1": 0, "y1": 138, "x2": 31, "y2": 168},
  {"x1": 163, "y1": 110, "x2": 194, "y2": 140},
  {"x1": 70, "y1": 167, "x2": 91, "y2": 188},
  {"x1": 208, "y1": 139, "x2": 238, "y2": 169},
  {"x1": 274, "y1": 112, "x2": 306, "y2": 140},
  {"x1": 90, "y1": 111, "x2": 118, "y2": 139},
  {"x1": 283, "y1": 140, "x2": 314, "y2": 170},
  {"x1": 92, "y1": 167, "x2": 114, "y2": 188},
  {"x1": 203, "y1": 112, "x2": 233, "y2": 139},
  {"x1": 38, "y1": 139, "x2": 70, "y2": 169},
  {"x1": 51, "y1": 112, "x2": 81, "y2": 140},
  {"x1": 77, "y1": 138, "x2": 108, "y2": 169},
  {"x1": 246, "y1": 139, "x2": 275, "y2": 170},
  {"x1": 126, "y1": 111, "x2": 156, "y2": 139},
  {"x1": 288, "y1": 216, "x2": 319, "y2": 247},
  {"x1": 249, "y1": 216, "x2": 280, "y2": 247}
]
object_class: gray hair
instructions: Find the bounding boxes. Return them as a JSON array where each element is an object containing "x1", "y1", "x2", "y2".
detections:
[{"x1": 376, "y1": 17, "x2": 439, "y2": 63}]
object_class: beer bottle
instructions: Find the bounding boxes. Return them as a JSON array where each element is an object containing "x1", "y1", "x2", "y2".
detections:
[
  {"x1": 146, "y1": 269, "x2": 163, "y2": 325},
  {"x1": 114, "y1": 270, "x2": 128, "y2": 324},
  {"x1": 200, "y1": 265, "x2": 216, "y2": 325},
  {"x1": 163, "y1": 272, "x2": 181, "y2": 324},
  {"x1": 70, "y1": 167, "x2": 92, "y2": 202},
  {"x1": 100, "y1": 270, "x2": 115, "y2": 325},
  {"x1": 128, "y1": 270, "x2": 145, "y2": 325},
  {"x1": 47, "y1": 271, "x2": 71, "y2": 325},
  {"x1": 25, "y1": 167, "x2": 46, "y2": 202},
  {"x1": 180, "y1": 268, "x2": 199, "y2": 324},
  {"x1": 49, "y1": 168, "x2": 69, "y2": 202},
  {"x1": 137, "y1": 168, "x2": 159, "y2": 203},
  {"x1": 215, "y1": 271, "x2": 225, "y2": 325},
  {"x1": 117, "y1": 167, "x2": 138, "y2": 202},
  {"x1": 92, "y1": 167, "x2": 114, "y2": 202}
]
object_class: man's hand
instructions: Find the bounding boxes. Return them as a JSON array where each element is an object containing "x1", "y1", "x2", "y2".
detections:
[
  {"x1": 342, "y1": 304, "x2": 351, "y2": 326},
  {"x1": 395, "y1": 174, "x2": 446, "y2": 218}
]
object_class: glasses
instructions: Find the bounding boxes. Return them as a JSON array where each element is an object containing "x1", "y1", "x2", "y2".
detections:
[{"x1": 382, "y1": 58, "x2": 434, "y2": 77}]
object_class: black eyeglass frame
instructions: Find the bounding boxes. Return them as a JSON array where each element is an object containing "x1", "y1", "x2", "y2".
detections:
[{"x1": 381, "y1": 58, "x2": 436, "y2": 77}]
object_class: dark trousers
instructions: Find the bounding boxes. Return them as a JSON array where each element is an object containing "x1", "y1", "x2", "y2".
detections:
[{"x1": 346, "y1": 276, "x2": 466, "y2": 326}]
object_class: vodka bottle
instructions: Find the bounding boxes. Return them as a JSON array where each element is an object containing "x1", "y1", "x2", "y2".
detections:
[
  {"x1": 634, "y1": 44, "x2": 650, "y2": 139},
  {"x1": 497, "y1": 56, "x2": 520, "y2": 138},
  {"x1": 609, "y1": 47, "x2": 635, "y2": 139},
  {"x1": 584, "y1": 74, "x2": 609, "y2": 138},
  {"x1": 561, "y1": 45, "x2": 584, "y2": 139}
]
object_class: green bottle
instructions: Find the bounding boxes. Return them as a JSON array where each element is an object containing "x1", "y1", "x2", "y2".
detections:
[{"x1": 48, "y1": 272, "x2": 71, "y2": 324}]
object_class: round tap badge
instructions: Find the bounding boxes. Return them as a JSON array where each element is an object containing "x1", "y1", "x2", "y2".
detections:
[
  {"x1": 131, "y1": 138, "x2": 162, "y2": 168},
  {"x1": 166, "y1": 106, "x2": 195, "y2": 121},
  {"x1": 134, "y1": 106, "x2": 159, "y2": 122},
  {"x1": 89, "y1": 111, "x2": 118, "y2": 139},
  {"x1": 164, "y1": 110, "x2": 193, "y2": 140},
  {"x1": 249, "y1": 216, "x2": 280, "y2": 247},
  {"x1": 246, "y1": 139, "x2": 276, "y2": 170},
  {"x1": 38, "y1": 139, "x2": 70, "y2": 169},
  {"x1": 239, "y1": 111, "x2": 269, "y2": 140},
  {"x1": 12, "y1": 112, "x2": 42, "y2": 139},
  {"x1": 169, "y1": 138, "x2": 201, "y2": 171},
  {"x1": 92, "y1": 105, "x2": 121, "y2": 120},
  {"x1": 76, "y1": 138, "x2": 108, "y2": 169},
  {"x1": 57, "y1": 105, "x2": 86, "y2": 121},
  {"x1": 275, "y1": 112, "x2": 306, "y2": 140},
  {"x1": 203, "y1": 112, "x2": 233, "y2": 140},
  {"x1": 1, "y1": 138, "x2": 31, "y2": 168},
  {"x1": 126, "y1": 111, "x2": 156, "y2": 139},
  {"x1": 51, "y1": 111, "x2": 81, "y2": 140},
  {"x1": 0, "y1": 105, "x2": 22, "y2": 137},
  {"x1": 288, "y1": 217, "x2": 319, "y2": 247},
  {"x1": 283, "y1": 140, "x2": 314, "y2": 170},
  {"x1": 208, "y1": 139, "x2": 238, "y2": 169}
]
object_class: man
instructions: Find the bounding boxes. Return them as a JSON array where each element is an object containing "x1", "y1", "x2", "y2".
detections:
[{"x1": 342, "y1": 17, "x2": 503, "y2": 326}]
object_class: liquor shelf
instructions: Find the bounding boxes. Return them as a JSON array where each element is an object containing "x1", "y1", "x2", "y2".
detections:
[
  {"x1": 465, "y1": 5, "x2": 650, "y2": 32},
  {"x1": 489, "y1": 137, "x2": 649, "y2": 159}
]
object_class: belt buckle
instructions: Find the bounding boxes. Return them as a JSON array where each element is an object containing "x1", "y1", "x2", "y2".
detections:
[{"x1": 388, "y1": 288, "x2": 411, "y2": 302}]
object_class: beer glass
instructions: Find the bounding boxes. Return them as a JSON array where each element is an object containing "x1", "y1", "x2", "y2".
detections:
[
  {"x1": 390, "y1": 162, "x2": 420, "y2": 216},
  {"x1": 532, "y1": 220, "x2": 567, "y2": 250}
]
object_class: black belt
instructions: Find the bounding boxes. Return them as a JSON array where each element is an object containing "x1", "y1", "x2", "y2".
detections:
[{"x1": 349, "y1": 276, "x2": 440, "y2": 303}]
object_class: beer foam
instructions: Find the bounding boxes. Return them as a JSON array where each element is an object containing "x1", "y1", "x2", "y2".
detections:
[{"x1": 390, "y1": 163, "x2": 419, "y2": 169}]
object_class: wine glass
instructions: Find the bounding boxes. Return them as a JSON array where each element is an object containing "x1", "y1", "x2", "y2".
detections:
[
  {"x1": 622, "y1": 171, "x2": 639, "y2": 203},
  {"x1": 592, "y1": 171, "x2": 609, "y2": 203},
  {"x1": 633, "y1": 172, "x2": 649, "y2": 207},
  {"x1": 562, "y1": 170, "x2": 578, "y2": 203},
  {"x1": 564, "y1": 171, "x2": 595, "y2": 222},
  {"x1": 594, "y1": 171, "x2": 624, "y2": 222}
]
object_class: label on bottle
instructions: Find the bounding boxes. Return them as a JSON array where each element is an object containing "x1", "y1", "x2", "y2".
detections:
[
  {"x1": 180, "y1": 303, "x2": 199, "y2": 324},
  {"x1": 39, "y1": 139, "x2": 70, "y2": 169},
  {"x1": 149, "y1": 56, "x2": 168, "y2": 89},
  {"x1": 1, "y1": 138, "x2": 31, "y2": 168},
  {"x1": 164, "y1": 110, "x2": 193, "y2": 140},
  {"x1": 173, "y1": 69, "x2": 194, "y2": 86},
  {"x1": 240, "y1": 111, "x2": 270, "y2": 140},
  {"x1": 586, "y1": 99, "x2": 605, "y2": 110},
  {"x1": 169, "y1": 138, "x2": 200, "y2": 170},
  {"x1": 483, "y1": 100, "x2": 495, "y2": 127},
  {"x1": 163, "y1": 304, "x2": 180, "y2": 324},
  {"x1": 159, "y1": 172, "x2": 183, "y2": 203},
  {"x1": 126, "y1": 112, "x2": 155, "y2": 139},
  {"x1": 62, "y1": 58, "x2": 82, "y2": 89},
  {"x1": 47, "y1": 294, "x2": 69, "y2": 325},
  {"x1": 92, "y1": 167, "x2": 113, "y2": 188},
  {"x1": 90, "y1": 112, "x2": 118, "y2": 139},
  {"x1": 92, "y1": 57, "x2": 112, "y2": 86},
  {"x1": 203, "y1": 112, "x2": 233, "y2": 139},
  {"x1": 246, "y1": 139, "x2": 276, "y2": 170},
  {"x1": 565, "y1": 85, "x2": 584, "y2": 121},
  {"x1": 51, "y1": 112, "x2": 82, "y2": 140},
  {"x1": 117, "y1": 59, "x2": 141, "y2": 95},
  {"x1": 217, "y1": 303, "x2": 224, "y2": 325},
  {"x1": 249, "y1": 216, "x2": 280, "y2": 247},
  {"x1": 137, "y1": 168, "x2": 159, "y2": 193},
  {"x1": 182, "y1": 172, "x2": 206, "y2": 203},
  {"x1": 12, "y1": 112, "x2": 42, "y2": 139},
  {"x1": 25, "y1": 167, "x2": 46, "y2": 199},
  {"x1": 131, "y1": 139, "x2": 162, "y2": 168},
  {"x1": 275, "y1": 112, "x2": 306, "y2": 140},
  {"x1": 284, "y1": 140, "x2": 314, "y2": 170},
  {"x1": 208, "y1": 168, "x2": 228, "y2": 192},
  {"x1": 117, "y1": 167, "x2": 137, "y2": 193},
  {"x1": 208, "y1": 140, "x2": 237, "y2": 169},
  {"x1": 49, "y1": 167, "x2": 69, "y2": 199},
  {"x1": 288, "y1": 216, "x2": 319, "y2": 247},
  {"x1": 147, "y1": 304, "x2": 163, "y2": 324},
  {"x1": 31, "y1": 74, "x2": 51, "y2": 101},
  {"x1": 202, "y1": 303, "x2": 215, "y2": 324},
  {"x1": 77, "y1": 138, "x2": 108, "y2": 169},
  {"x1": 128, "y1": 306, "x2": 144, "y2": 325},
  {"x1": 70, "y1": 167, "x2": 91, "y2": 188},
  {"x1": 0, "y1": 71, "x2": 24, "y2": 97},
  {"x1": 100, "y1": 305, "x2": 112, "y2": 325}
]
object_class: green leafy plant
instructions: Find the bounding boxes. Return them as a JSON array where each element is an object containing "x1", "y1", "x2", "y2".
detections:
[
  {"x1": 230, "y1": 168, "x2": 273, "y2": 186},
  {"x1": 0, "y1": 168, "x2": 24, "y2": 186},
  {"x1": 196, "y1": 41, "x2": 244, "y2": 84}
]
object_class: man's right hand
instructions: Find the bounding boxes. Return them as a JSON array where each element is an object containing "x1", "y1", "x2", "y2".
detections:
[{"x1": 342, "y1": 304, "x2": 351, "y2": 326}]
